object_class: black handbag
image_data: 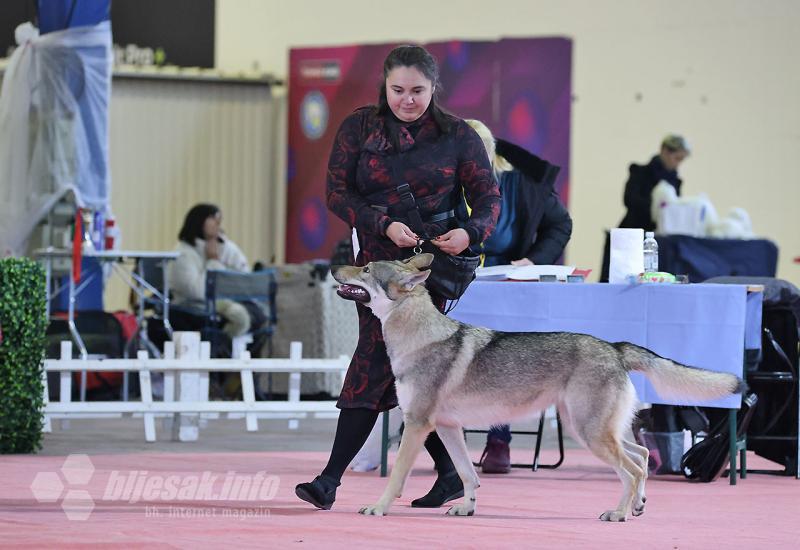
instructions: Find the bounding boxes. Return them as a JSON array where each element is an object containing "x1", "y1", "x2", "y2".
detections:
[
  {"x1": 393, "y1": 182, "x2": 480, "y2": 301},
  {"x1": 407, "y1": 239, "x2": 480, "y2": 301}
]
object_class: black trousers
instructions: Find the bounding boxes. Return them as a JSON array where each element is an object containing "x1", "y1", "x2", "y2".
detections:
[{"x1": 321, "y1": 408, "x2": 455, "y2": 482}]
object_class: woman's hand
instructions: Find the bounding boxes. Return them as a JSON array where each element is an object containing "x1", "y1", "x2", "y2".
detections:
[
  {"x1": 386, "y1": 221, "x2": 419, "y2": 248},
  {"x1": 205, "y1": 238, "x2": 220, "y2": 260},
  {"x1": 511, "y1": 258, "x2": 533, "y2": 266},
  {"x1": 431, "y1": 228, "x2": 470, "y2": 255}
]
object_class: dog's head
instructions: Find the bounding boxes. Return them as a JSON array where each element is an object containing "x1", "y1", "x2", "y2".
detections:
[{"x1": 331, "y1": 253, "x2": 433, "y2": 316}]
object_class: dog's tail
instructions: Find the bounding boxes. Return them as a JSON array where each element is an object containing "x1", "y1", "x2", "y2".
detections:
[{"x1": 616, "y1": 342, "x2": 744, "y2": 401}]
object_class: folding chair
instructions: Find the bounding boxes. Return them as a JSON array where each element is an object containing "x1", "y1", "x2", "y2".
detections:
[
  {"x1": 46, "y1": 310, "x2": 126, "y2": 400},
  {"x1": 704, "y1": 276, "x2": 799, "y2": 478},
  {"x1": 128, "y1": 256, "x2": 184, "y2": 358},
  {"x1": 379, "y1": 413, "x2": 565, "y2": 477},
  {"x1": 205, "y1": 268, "x2": 278, "y2": 358},
  {"x1": 464, "y1": 413, "x2": 565, "y2": 472}
]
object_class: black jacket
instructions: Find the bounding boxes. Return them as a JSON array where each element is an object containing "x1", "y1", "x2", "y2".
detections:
[
  {"x1": 495, "y1": 139, "x2": 573, "y2": 264},
  {"x1": 618, "y1": 155, "x2": 682, "y2": 231}
]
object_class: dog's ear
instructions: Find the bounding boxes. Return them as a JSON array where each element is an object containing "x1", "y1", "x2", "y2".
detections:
[
  {"x1": 404, "y1": 252, "x2": 434, "y2": 271},
  {"x1": 399, "y1": 269, "x2": 431, "y2": 291}
]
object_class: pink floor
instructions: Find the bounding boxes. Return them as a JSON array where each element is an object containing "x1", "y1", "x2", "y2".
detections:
[{"x1": 1, "y1": 449, "x2": 798, "y2": 549}]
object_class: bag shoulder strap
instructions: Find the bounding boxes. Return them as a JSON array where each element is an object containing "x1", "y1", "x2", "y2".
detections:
[
  {"x1": 388, "y1": 150, "x2": 429, "y2": 240},
  {"x1": 395, "y1": 182, "x2": 428, "y2": 239}
]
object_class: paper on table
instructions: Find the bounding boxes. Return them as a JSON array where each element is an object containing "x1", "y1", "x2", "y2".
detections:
[
  {"x1": 474, "y1": 264, "x2": 516, "y2": 280},
  {"x1": 609, "y1": 228, "x2": 644, "y2": 283},
  {"x1": 507, "y1": 265, "x2": 575, "y2": 281}
]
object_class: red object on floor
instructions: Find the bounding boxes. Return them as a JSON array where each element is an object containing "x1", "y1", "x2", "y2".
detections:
[
  {"x1": 112, "y1": 311, "x2": 138, "y2": 343},
  {"x1": 74, "y1": 371, "x2": 123, "y2": 392},
  {"x1": 68, "y1": 311, "x2": 135, "y2": 391}
]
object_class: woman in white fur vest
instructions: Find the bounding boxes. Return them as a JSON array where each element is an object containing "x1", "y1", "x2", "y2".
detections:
[{"x1": 168, "y1": 203, "x2": 252, "y2": 338}]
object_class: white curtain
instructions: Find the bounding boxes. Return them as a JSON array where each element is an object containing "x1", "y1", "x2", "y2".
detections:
[{"x1": 0, "y1": 21, "x2": 112, "y2": 256}]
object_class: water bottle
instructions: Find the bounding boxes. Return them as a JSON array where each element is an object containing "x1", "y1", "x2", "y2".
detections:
[{"x1": 643, "y1": 231, "x2": 659, "y2": 272}]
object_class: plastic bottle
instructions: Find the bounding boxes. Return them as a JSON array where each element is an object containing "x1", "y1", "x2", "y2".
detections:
[
  {"x1": 104, "y1": 216, "x2": 117, "y2": 251},
  {"x1": 81, "y1": 209, "x2": 95, "y2": 252},
  {"x1": 643, "y1": 231, "x2": 659, "y2": 272}
]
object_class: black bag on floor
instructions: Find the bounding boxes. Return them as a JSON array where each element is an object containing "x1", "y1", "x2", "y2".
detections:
[{"x1": 681, "y1": 393, "x2": 758, "y2": 482}]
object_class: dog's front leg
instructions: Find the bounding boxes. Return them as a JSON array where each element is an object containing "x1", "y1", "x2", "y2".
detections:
[
  {"x1": 436, "y1": 424, "x2": 481, "y2": 516},
  {"x1": 359, "y1": 419, "x2": 431, "y2": 516}
]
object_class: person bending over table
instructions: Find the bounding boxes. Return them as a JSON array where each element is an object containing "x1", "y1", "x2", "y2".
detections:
[{"x1": 465, "y1": 119, "x2": 572, "y2": 474}]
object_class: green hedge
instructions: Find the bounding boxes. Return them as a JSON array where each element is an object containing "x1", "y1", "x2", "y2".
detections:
[{"x1": 0, "y1": 258, "x2": 47, "y2": 453}]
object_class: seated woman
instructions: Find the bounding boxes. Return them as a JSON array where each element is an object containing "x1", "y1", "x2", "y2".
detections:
[
  {"x1": 465, "y1": 120, "x2": 573, "y2": 473},
  {"x1": 168, "y1": 203, "x2": 267, "y2": 360}
]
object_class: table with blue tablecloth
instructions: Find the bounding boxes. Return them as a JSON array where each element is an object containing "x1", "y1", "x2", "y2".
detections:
[{"x1": 449, "y1": 280, "x2": 763, "y2": 482}]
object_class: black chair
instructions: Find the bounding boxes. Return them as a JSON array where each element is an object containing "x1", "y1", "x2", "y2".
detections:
[
  {"x1": 704, "y1": 276, "x2": 800, "y2": 478},
  {"x1": 128, "y1": 256, "x2": 188, "y2": 358},
  {"x1": 46, "y1": 310, "x2": 126, "y2": 400},
  {"x1": 133, "y1": 257, "x2": 215, "y2": 355},
  {"x1": 46, "y1": 310, "x2": 125, "y2": 360},
  {"x1": 464, "y1": 414, "x2": 565, "y2": 472}
]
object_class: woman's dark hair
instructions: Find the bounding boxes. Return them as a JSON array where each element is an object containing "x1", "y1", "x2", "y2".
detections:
[
  {"x1": 376, "y1": 44, "x2": 452, "y2": 134},
  {"x1": 178, "y1": 203, "x2": 220, "y2": 245}
]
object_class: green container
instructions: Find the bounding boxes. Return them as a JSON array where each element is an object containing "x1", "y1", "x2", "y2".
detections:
[{"x1": 639, "y1": 272, "x2": 677, "y2": 283}]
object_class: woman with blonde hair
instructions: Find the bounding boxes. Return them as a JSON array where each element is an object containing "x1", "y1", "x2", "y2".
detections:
[{"x1": 465, "y1": 119, "x2": 573, "y2": 472}]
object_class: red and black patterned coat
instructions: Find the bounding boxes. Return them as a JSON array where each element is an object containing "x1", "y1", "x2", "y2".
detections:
[{"x1": 327, "y1": 106, "x2": 500, "y2": 410}]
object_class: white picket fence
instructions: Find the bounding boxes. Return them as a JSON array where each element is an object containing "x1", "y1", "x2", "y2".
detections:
[{"x1": 42, "y1": 332, "x2": 349, "y2": 442}]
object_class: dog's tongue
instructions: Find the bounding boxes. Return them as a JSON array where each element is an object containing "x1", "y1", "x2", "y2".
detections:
[{"x1": 337, "y1": 284, "x2": 369, "y2": 303}]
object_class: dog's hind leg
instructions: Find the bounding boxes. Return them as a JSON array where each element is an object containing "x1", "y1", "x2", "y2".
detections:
[
  {"x1": 436, "y1": 424, "x2": 481, "y2": 516},
  {"x1": 584, "y1": 434, "x2": 643, "y2": 522},
  {"x1": 566, "y1": 382, "x2": 644, "y2": 521},
  {"x1": 359, "y1": 417, "x2": 432, "y2": 516},
  {"x1": 559, "y1": 399, "x2": 647, "y2": 515},
  {"x1": 623, "y1": 439, "x2": 649, "y2": 516}
]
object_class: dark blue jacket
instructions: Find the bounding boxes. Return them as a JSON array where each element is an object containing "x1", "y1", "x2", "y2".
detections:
[{"x1": 494, "y1": 139, "x2": 572, "y2": 264}]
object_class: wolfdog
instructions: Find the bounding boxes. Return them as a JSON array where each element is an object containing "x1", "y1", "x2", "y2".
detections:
[{"x1": 332, "y1": 253, "x2": 743, "y2": 521}]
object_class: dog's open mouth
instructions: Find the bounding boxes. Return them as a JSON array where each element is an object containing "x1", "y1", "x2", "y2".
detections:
[{"x1": 337, "y1": 284, "x2": 370, "y2": 303}]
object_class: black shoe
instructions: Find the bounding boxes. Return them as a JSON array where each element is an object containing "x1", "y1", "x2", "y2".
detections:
[
  {"x1": 295, "y1": 475, "x2": 339, "y2": 510},
  {"x1": 410, "y1": 471, "x2": 464, "y2": 508}
]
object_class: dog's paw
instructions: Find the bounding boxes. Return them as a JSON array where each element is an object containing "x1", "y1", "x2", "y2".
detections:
[
  {"x1": 359, "y1": 504, "x2": 387, "y2": 516},
  {"x1": 445, "y1": 503, "x2": 475, "y2": 516},
  {"x1": 632, "y1": 496, "x2": 646, "y2": 517},
  {"x1": 599, "y1": 509, "x2": 627, "y2": 522}
]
